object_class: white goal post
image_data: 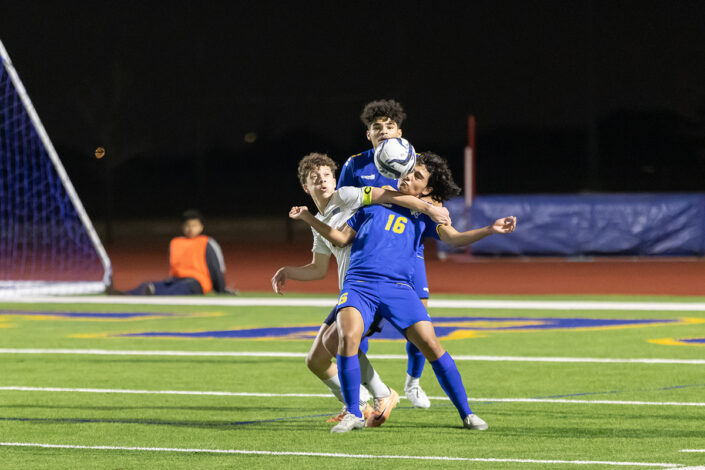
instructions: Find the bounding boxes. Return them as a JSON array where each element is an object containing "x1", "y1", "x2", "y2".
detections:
[{"x1": 0, "y1": 39, "x2": 111, "y2": 296}]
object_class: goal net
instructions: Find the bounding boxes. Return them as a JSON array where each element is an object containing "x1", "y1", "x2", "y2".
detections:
[{"x1": 0, "y1": 40, "x2": 111, "y2": 297}]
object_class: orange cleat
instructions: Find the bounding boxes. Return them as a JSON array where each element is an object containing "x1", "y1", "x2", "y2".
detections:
[
  {"x1": 366, "y1": 388, "x2": 399, "y2": 427},
  {"x1": 326, "y1": 408, "x2": 347, "y2": 423},
  {"x1": 327, "y1": 403, "x2": 373, "y2": 423},
  {"x1": 361, "y1": 403, "x2": 373, "y2": 420}
]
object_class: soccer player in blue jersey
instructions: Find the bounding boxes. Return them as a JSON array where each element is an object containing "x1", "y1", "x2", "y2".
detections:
[
  {"x1": 337, "y1": 99, "x2": 433, "y2": 408},
  {"x1": 272, "y1": 152, "x2": 451, "y2": 426},
  {"x1": 290, "y1": 152, "x2": 516, "y2": 433}
]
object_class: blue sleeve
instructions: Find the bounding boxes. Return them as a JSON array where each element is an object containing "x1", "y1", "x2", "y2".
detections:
[
  {"x1": 347, "y1": 207, "x2": 366, "y2": 232},
  {"x1": 422, "y1": 215, "x2": 441, "y2": 240},
  {"x1": 337, "y1": 157, "x2": 355, "y2": 188}
]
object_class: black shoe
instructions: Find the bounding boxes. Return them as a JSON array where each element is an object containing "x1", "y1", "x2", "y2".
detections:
[
  {"x1": 226, "y1": 287, "x2": 240, "y2": 296},
  {"x1": 140, "y1": 282, "x2": 156, "y2": 295},
  {"x1": 106, "y1": 284, "x2": 126, "y2": 295}
]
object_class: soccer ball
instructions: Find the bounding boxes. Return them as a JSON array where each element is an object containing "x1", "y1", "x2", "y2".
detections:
[{"x1": 374, "y1": 137, "x2": 416, "y2": 179}]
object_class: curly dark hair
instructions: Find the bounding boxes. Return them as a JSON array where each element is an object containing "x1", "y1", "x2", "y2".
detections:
[
  {"x1": 297, "y1": 152, "x2": 339, "y2": 186},
  {"x1": 181, "y1": 209, "x2": 203, "y2": 224},
  {"x1": 416, "y1": 152, "x2": 461, "y2": 203},
  {"x1": 360, "y1": 99, "x2": 406, "y2": 128}
]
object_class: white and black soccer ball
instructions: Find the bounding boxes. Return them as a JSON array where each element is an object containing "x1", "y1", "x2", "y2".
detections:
[{"x1": 373, "y1": 137, "x2": 416, "y2": 179}]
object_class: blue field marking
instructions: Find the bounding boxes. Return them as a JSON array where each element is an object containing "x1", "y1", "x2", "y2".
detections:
[
  {"x1": 114, "y1": 316, "x2": 687, "y2": 340},
  {"x1": 0, "y1": 411, "x2": 341, "y2": 428},
  {"x1": 531, "y1": 382, "x2": 705, "y2": 401},
  {"x1": 681, "y1": 338, "x2": 705, "y2": 344},
  {"x1": 648, "y1": 337, "x2": 705, "y2": 347},
  {"x1": 121, "y1": 326, "x2": 320, "y2": 339},
  {"x1": 0, "y1": 310, "x2": 220, "y2": 321}
]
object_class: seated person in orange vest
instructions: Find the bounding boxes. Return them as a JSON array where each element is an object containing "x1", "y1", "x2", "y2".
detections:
[{"x1": 121, "y1": 210, "x2": 236, "y2": 295}]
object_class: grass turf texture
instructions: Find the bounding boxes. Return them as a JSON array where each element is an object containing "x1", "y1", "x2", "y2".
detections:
[{"x1": 1, "y1": 295, "x2": 704, "y2": 469}]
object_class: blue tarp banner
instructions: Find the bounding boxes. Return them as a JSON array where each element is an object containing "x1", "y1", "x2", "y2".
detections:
[{"x1": 440, "y1": 194, "x2": 705, "y2": 256}]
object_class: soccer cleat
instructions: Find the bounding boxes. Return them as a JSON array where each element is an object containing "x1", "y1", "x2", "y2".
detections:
[
  {"x1": 330, "y1": 412, "x2": 365, "y2": 433},
  {"x1": 404, "y1": 384, "x2": 431, "y2": 409},
  {"x1": 326, "y1": 406, "x2": 347, "y2": 423},
  {"x1": 366, "y1": 388, "x2": 399, "y2": 427},
  {"x1": 327, "y1": 404, "x2": 373, "y2": 423},
  {"x1": 463, "y1": 413, "x2": 488, "y2": 430},
  {"x1": 361, "y1": 403, "x2": 373, "y2": 420}
]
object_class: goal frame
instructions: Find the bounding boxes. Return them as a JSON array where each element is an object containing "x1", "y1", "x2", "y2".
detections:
[{"x1": 0, "y1": 40, "x2": 111, "y2": 296}]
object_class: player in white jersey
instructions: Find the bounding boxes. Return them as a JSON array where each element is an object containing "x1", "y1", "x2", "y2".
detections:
[{"x1": 272, "y1": 153, "x2": 449, "y2": 426}]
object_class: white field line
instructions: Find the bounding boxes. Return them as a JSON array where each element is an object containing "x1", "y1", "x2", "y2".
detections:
[
  {"x1": 2, "y1": 386, "x2": 705, "y2": 408},
  {"x1": 1, "y1": 348, "x2": 704, "y2": 365},
  {"x1": 3, "y1": 296, "x2": 705, "y2": 311},
  {"x1": 680, "y1": 449, "x2": 705, "y2": 452},
  {"x1": 0, "y1": 442, "x2": 682, "y2": 467}
]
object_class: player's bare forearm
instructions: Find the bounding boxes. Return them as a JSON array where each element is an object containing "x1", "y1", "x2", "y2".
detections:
[
  {"x1": 438, "y1": 216, "x2": 517, "y2": 246},
  {"x1": 290, "y1": 208, "x2": 352, "y2": 247},
  {"x1": 371, "y1": 188, "x2": 451, "y2": 224},
  {"x1": 439, "y1": 225, "x2": 493, "y2": 246},
  {"x1": 271, "y1": 253, "x2": 329, "y2": 295},
  {"x1": 282, "y1": 264, "x2": 326, "y2": 281}
]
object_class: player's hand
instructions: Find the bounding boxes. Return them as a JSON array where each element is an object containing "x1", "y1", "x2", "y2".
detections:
[
  {"x1": 491, "y1": 216, "x2": 517, "y2": 234},
  {"x1": 289, "y1": 206, "x2": 309, "y2": 220},
  {"x1": 271, "y1": 267, "x2": 287, "y2": 295},
  {"x1": 427, "y1": 205, "x2": 452, "y2": 225}
]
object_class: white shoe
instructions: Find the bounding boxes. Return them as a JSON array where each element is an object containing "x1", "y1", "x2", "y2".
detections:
[
  {"x1": 330, "y1": 412, "x2": 365, "y2": 433},
  {"x1": 463, "y1": 413, "x2": 488, "y2": 430},
  {"x1": 404, "y1": 385, "x2": 431, "y2": 409}
]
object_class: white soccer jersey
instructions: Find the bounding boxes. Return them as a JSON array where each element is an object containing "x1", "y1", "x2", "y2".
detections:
[{"x1": 311, "y1": 186, "x2": 368, "y2": 289}]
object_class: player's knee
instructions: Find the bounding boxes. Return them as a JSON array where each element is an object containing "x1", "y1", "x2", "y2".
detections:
[
  {"x1": 304, "y1": 351, "x2": 316, "y2": 371},
  {"x1": 339, "y1": 331, "x2": 361, "y2": 355},
  {"x1": 305, "y1": 346, "x2": 329, "y2": 372},
  {"x1": 413, "y1": 337, "x2": 444, "y2": 361},
  {"x1": 428, "y1": 343, "x2": 445, "y2": 361}
]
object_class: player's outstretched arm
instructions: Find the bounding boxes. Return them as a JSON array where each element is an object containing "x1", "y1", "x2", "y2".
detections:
[
  {"x1": 271, "y1": 252, "x2": 331, "y2": 295},
  {"x1": 289, "y1": 206, "x2": 356, "y2": 247},
  {"x1": 438, "y1": 216, "x2": 517, "y2": 246},
  {"x1": 368, "y1": 187, "x2": 451, "y2": 224}
]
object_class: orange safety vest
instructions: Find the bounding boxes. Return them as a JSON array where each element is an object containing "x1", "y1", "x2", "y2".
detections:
[{"x1": 169, "y1": 235, "x2": 213, "y2": 293}]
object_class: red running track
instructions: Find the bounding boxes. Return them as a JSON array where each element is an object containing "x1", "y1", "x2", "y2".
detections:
[{"x1": 107, "y1": 241, "x2": 705, "y2": 296}]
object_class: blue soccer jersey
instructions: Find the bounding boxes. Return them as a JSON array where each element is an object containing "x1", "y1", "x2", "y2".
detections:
[
  {"x1": 345, "y1": 204, "x2": 440, "y2": 285},
  {"x1": 337, "y1": 148, "x2": 399, "y2": 189},
  {"x1": 338, "y1": 147, "x2": 429, "y2": 297}
]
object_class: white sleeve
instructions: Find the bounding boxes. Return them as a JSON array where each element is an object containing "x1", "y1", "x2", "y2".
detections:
[
  {"x1": 207, "y1": 238, "x2": 226, "y2": 272},
  {"x1": 311, "y1": 228, "x2": 332, "y2": 256},
  {"x1": 335, "y1": 186, "x2": 364, "y2": 210}
]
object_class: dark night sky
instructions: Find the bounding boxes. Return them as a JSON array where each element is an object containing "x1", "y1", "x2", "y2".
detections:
[{"x1": 1, "y1": 1, "x2": 704, "y2": 218}]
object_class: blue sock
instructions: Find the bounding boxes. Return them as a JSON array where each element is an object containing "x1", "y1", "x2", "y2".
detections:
[
  {"x1": 359, "y1": 336, "x2": 369, "y2": 354},
  {"x1": 406, "y1": 341, "x2": 426, "y2": 378},
  {"x1": 430, "y1": 352, "x2": 472, "y2": 419},
  {"x1": 337, "y1": 354, "x2": 362, "y2": 418}
]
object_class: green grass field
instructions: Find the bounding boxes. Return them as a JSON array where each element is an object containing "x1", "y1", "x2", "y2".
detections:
[{"x1": 1, "y1": 294, "x2": 705, "y2": 469}]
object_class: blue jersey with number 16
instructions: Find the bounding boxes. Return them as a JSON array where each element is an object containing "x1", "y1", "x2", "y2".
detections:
[{"x1": 345, "y1": 204, "x2": 440, "y2": 285}]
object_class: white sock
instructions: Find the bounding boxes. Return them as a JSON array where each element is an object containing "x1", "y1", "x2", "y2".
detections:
[
  {"x1": 405, "y1": 373, "x2": 420, "y2": 390},
  {"x1": 323, "y1": 376, "x2": 345, "y2": 404},
  {"x1": 358, "y1": 350, "x2": 390, "y2": 398},
  {"x1": 323, "y1": 376, "x2": 369, "y2": 408},
  {"x1": 359, "y1": 384, "x2": 370, "y2": 405}
]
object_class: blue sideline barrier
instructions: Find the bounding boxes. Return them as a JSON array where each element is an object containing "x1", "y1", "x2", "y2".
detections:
[{"x1": 438, "y1": 194, "x2": 705, "y2": 256}]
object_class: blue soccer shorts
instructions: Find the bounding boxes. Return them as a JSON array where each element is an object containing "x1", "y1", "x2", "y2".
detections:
[
  {"x1": 412, "y1": 253, "x2": 429, "y2": 300},
  {"x1": 336, "y1": 279, "x2": 431, "y2": 334},
  {"x1": 324, "y1": 304, "x2": 385, "y2": 338}
]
